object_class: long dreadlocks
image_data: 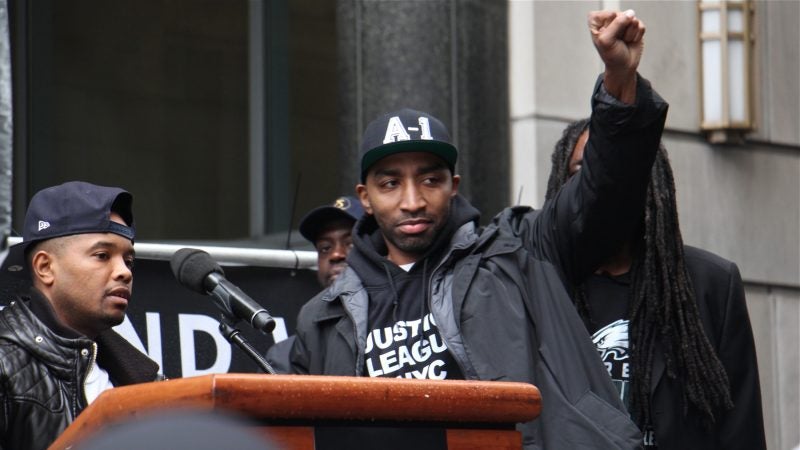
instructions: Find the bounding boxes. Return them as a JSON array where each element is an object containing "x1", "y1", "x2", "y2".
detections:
[{"x1": 545, "y1": 119, "x2": 734, "y2": 429}]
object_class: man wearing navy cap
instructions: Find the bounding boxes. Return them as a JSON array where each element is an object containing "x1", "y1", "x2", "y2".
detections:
[
  {"x1": 266, "y1": 196, "x2": 364, "y2": 373},
  {"x1": 0, "y1": 181, "x2": 161, "y2": 450},
  {"x1": 298, "y1": 196, "x2": 364, "y2": 288},
  {"x1": 291, "y1": 11, "x2": 668, "y2": 449}
]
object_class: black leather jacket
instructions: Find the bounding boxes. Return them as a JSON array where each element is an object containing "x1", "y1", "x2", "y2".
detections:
[{"x1": 0, "y1": 289, "x2": 161, "y2": 450}]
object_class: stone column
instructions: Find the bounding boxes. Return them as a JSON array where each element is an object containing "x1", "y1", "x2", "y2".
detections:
[
  {"x1": 337, "y1": 0, "x2": 509, "y2": 220},
  {"x1": 0, "y1": 0, "x2": 11, "y2": 242}
]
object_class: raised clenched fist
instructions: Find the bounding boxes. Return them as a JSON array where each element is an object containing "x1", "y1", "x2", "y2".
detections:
[{"x1": 588, "y1": 10, "x2": 646, "y2": 103}]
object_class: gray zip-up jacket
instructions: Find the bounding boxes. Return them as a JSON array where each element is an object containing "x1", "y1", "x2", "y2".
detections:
[{"x1": 291, "y1": 74, "x2": 668, "y2": 449}]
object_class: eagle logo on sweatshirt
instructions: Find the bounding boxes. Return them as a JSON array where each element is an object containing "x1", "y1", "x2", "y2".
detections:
[{"x1": 592, "y1": 319, "x2": 629, "y2": 362}]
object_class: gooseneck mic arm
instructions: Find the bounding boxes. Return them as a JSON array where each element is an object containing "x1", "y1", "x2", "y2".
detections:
[{"x1": 218, "y1": 318, "x2": 277, "y2": 374}]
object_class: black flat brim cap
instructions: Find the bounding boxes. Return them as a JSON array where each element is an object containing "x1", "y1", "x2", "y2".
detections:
[{"x1": 360, "y1": 140, "x2": 457, "y2": 182}]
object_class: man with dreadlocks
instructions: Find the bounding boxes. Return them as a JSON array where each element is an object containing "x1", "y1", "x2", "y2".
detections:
[{"x1": 545, "y1": 119, "x2": 766, "y2": 449}]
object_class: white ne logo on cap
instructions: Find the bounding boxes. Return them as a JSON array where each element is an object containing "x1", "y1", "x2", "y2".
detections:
[
  {"x1": 38, "y1": 221, "x2": 50, "y2": 231},
  {"x1": 383, "y1": 117, "x2": 434, "y2": 144}
]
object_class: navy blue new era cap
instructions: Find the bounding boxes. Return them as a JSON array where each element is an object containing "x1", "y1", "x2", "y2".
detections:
[
  {"x1": 359, "y1": 108, "x2": 457, "y2": 182},
  {"x1": 2, "y1": 181, "x2": 135, "y2": 275},
  {"x1": 299, "y1": 196, "x2": 364, "y2": 244}
]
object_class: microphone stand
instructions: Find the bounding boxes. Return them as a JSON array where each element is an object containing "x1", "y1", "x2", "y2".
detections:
[{"x1": 218, "y1": 315, "x2": 277, "y2": 375}]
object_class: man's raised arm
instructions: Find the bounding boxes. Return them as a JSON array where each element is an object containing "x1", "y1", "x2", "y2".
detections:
[{"x1": 515, "y1": 10, "x2": 668, "y2": 285}]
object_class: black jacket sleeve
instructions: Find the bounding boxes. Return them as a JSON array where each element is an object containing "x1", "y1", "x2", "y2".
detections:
[
  {"x1": 265, "y1": 336, "x2": 295, "y2": 374},
  {"x1": 517, "y1": 73, "x2": 669, "y2": 285},
  {"x1": 713, "y1": 261, "x2": 767, "y2": 449},
  {"x1": 652, "y1": 247, "x2": 767, "y2": 449}
]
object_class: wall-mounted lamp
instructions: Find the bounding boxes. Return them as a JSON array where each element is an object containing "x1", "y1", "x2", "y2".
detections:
[{"x1": 698, "y1": 0, "x2": 754, "y2": 144}]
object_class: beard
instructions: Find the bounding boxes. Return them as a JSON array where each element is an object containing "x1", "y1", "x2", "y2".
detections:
[
  {"x1": 375, "y1": 210, "x2": 450, "y2": 259},
  {"x1": 384, "y1": 228, "x2": 436, "y2": 256}
]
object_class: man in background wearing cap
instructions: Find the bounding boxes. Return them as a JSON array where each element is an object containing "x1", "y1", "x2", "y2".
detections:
[
  {"x1": 291, "y1": 11, "x2": 666, "y2": 449},
  {"x1": 298, "y1": 196, "x2": 364, "y2": 288},
  {"x1": 0, "y1": 181, "x2": 161, "y2": 450},
  {"x1": 265, "y1": 196, "x2": 363, "y2": 373}
]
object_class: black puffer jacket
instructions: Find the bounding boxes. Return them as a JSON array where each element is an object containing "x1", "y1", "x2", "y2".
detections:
[{"x1": 0, "y1": 289, "x2": 161, "y2": 450}]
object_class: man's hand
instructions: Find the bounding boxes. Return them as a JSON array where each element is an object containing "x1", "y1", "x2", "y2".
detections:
[{"x1": 588, "y1": 9, "x2": 645, "y2": 104}]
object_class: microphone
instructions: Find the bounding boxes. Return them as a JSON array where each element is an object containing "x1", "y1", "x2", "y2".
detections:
[{"x1": 170, "y1": 248, "x2": 276, "y2": 333}]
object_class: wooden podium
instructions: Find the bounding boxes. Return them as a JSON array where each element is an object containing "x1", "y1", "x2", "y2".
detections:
[{"x1": 49, "y1": 374, "x2": 540, "y2": 450}]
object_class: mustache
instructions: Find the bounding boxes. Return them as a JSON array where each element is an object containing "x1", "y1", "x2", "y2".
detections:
[
  {"x1": 106, "y1": 286, "x2": 131, "y2": 299},
  {"x1": 396, "y1": 213, "x2": 435, "y2": 223}
]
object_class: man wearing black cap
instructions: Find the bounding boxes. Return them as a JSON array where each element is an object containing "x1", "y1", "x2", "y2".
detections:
[
  {"x1": 298, "y1": 196, "x2": 364, "y2": 288},
  {"x1": 0, "y1": 181, "x2": 161, "y2": 450},
  {"x1": 265, "y1": 196, "x2": 364, "y2": 373},
  {"x1": 292, "y1": 11, "x2": 666, "y2": 449}
]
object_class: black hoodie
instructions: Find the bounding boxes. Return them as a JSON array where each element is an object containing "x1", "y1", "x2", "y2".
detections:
[{"x1": 347, "y1": 194, "x2": 479, "y2": 379}]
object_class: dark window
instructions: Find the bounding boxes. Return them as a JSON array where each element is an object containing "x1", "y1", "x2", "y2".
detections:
[{"x1": 9, "y1": 0, "x2": 338, "y2": 245}]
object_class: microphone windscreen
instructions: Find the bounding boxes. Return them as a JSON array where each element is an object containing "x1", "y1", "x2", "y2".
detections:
[{"x1": 170, "y1": 248, "x2": 224, "y2": 293}]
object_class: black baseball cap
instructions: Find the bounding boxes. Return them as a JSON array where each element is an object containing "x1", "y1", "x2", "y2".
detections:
[
  {"x1": 299, "y1": 196, "x2": 364, "y2": 244},
  {"x1": 359, "y1": 108, "x2": 457, "y2": 182},
  {"x1": 2, "y1": 181, "x2": 135, "y2": 275}
]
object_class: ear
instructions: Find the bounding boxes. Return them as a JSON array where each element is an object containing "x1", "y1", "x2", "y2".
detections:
[
  {"x1": 31, "y1": 250, "x2": 56, "y2": 287},
  {"x1": 356, "y1": 184, "x2": 373, "y2": 215},
  {"x1": 450, "y1": 174, "x2": 461, "y2": 198}
]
